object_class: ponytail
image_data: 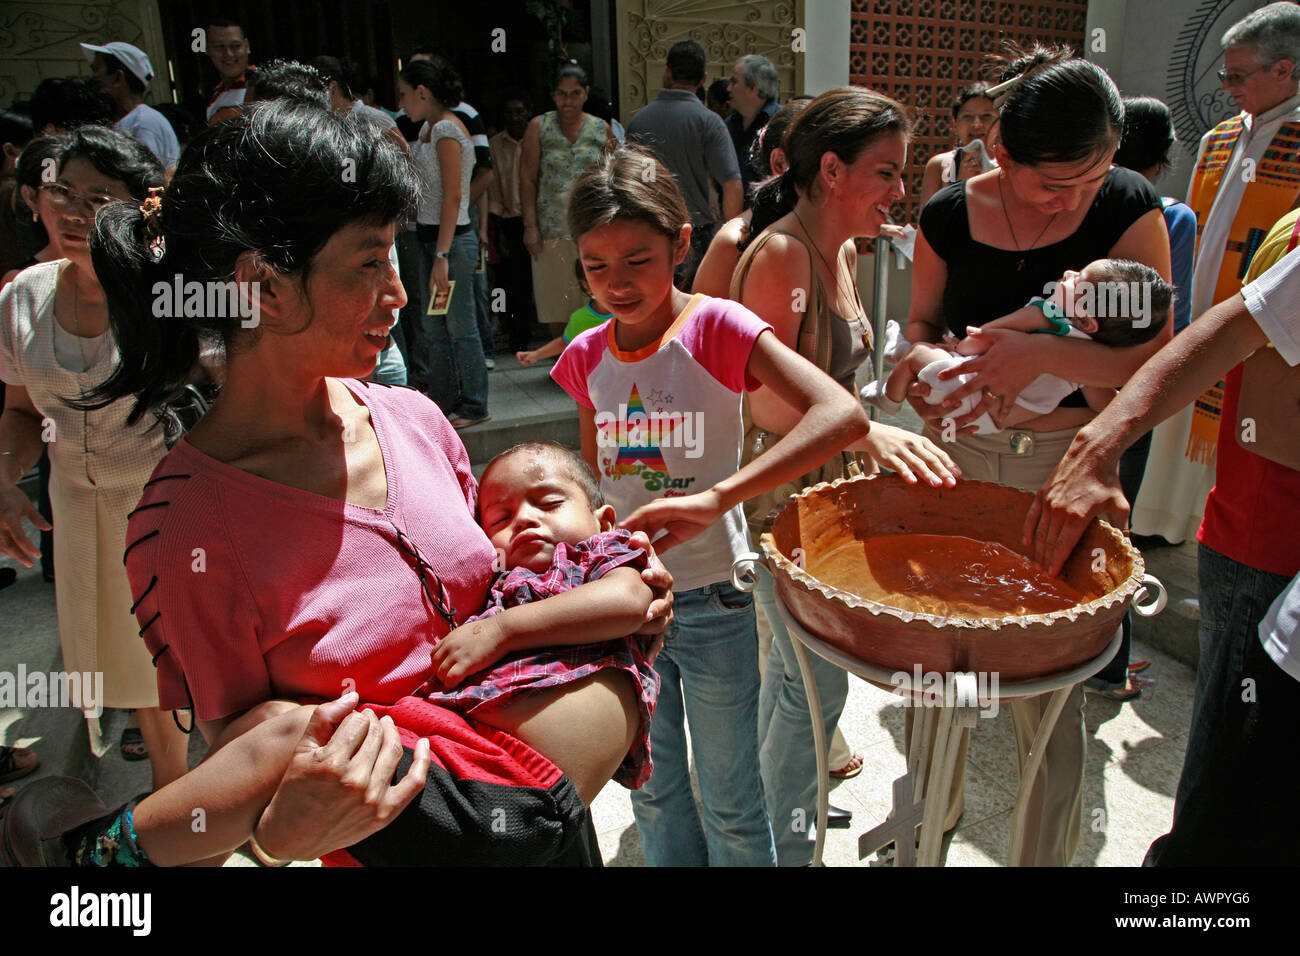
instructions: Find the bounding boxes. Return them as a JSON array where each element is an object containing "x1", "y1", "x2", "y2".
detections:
[
  {"x1": 84, "y1": 198, "x2": 200, "y2": 426},
  {"x1": 741, "y1": 168, "x2": 797, "y2": 252},
  {"x1": 75, "y1": 99, "x2": 418, "y2": 426}
]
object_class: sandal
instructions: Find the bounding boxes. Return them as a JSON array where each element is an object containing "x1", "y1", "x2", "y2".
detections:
[
  {"x1": 0, "y1": 745, "x2": 40, "y2": 784},
  {"x1": 829, "y1": 751, "x2": 865, "y2": 780},
  {"x1": 1099, "y1": 674, "x2": 1144, "y2": 702},
  {"x1": 119, "y1": 727, "x2": 148, "y2": 762}
]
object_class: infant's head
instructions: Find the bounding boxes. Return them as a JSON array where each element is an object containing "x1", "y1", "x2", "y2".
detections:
[
  {"x1": 1046, "y1": 258, "x2": 1173, "y2": 346},
  {"x1": 478, "y1": 441, "x2": 614, "y2": 573}
]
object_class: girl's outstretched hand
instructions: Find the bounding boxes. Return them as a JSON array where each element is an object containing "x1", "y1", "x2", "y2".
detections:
[
  {"x1": 860, "y1": 423, "x2": 961, "y2": 487},
  {"x1": 627, "y1": 530, "x2": 674, "y2": 644},
  {"x1": 621, "y1": 489, "x2": 725, "y2": 554}
]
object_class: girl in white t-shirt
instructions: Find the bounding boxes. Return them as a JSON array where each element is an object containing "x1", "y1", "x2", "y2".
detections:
[{"x1": 551, "y1": 146, "x2": 868, "y2": 865}]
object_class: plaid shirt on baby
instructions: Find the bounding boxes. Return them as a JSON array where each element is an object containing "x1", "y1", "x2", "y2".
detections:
[{"x1": 420, "y1": 528, "x2": 660, "y2": 789}]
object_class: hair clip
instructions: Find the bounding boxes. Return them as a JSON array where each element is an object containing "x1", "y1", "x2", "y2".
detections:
[{"x1": 140, "y1": 186, "x2": 164, "y2": 229}]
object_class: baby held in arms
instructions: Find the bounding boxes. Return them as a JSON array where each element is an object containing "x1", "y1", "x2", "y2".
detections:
[
  {"x1": 420, "y1": 440, "x2": 660, "y2": 788},
  {"x1": 862, "y1": 259, "x2": 1174, "y2": 434},
  {"x1": 131, "y1": 443, "x2": 663, "y2": 867}
]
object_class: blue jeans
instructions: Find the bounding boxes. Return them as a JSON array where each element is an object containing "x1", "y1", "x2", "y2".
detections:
[
  {"x1": 1145, "y1": 543, "x2": 1297, "y2": 865},
  {"x1": 468, "y1": 205, "x2": 494, "y2": 358},
  {"x1": 372, "y1": 341, "x2": 407, "y2": 386},
  {"x1": 419, "y1": 229, "x2": 488, "y2": 419},
  {"x1": 630, "y1": 581, "x2": 776, "y2": 866},
  {"x1": 755, "y1": 567, "x2": 850, "y2": 866}
]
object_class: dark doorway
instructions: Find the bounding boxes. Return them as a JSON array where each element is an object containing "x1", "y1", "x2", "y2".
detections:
[{"x1": 155, "y1": 0, "x2": 609, "y2": 133}]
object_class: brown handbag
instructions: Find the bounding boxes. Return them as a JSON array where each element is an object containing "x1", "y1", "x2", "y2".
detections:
[{"x1": 729, "y1": 229, "x2": 865, "y2": 536}]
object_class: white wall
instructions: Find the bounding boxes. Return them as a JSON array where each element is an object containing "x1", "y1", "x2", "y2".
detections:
[
  {"x1": 803, "y1": 0, "x2": 851, "y2": 96},
  {"x1": 1087, "y1": 0, "x2": 1261, "y2": 200}
]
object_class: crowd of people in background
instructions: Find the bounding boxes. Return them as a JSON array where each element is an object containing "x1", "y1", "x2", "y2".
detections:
[{"x1": 0, "y1": 2, "x2": 1296, "y2": 869}]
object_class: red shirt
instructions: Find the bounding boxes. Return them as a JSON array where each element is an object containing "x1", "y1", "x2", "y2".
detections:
[{"x1": 1198, "y1": 362, "x2": 1300, "y2": 576}]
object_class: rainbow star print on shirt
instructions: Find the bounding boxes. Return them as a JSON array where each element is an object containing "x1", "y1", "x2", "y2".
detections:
[{"x1": 551, "y1": 293, "x2": 774, "y2": 591}]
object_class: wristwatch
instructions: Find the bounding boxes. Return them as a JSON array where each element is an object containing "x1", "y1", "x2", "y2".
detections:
[{"x1": 435, "y1": 251, "x2": 450, "y2": 259}]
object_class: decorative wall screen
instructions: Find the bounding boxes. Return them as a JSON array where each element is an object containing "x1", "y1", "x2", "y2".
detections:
[
  {"x1": 0, "y1": 0, "x2": 168, "y2": 105},
  {"x1": 849, "y1": 0, "x2": 1088, "y2": 225},
  {"x1": 615, "y1": 0, "x2": 805, "y2": 124}
]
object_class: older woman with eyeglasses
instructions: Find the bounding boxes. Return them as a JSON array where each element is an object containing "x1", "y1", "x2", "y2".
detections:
[{"x1": 0, "y1": 125, "x2": 191, "y2": 792}]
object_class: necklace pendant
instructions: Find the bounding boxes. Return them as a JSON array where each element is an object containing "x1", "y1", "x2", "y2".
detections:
[{"x1": 1017, "y1": 258, "x2": 1025, "y2": 271}]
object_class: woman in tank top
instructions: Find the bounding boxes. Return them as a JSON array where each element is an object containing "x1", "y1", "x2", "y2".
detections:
[{"x1": 728, "y1": 87, "x2": 959, "y2": 867}]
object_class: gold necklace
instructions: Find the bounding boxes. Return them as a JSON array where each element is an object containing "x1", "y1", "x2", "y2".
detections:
[
  {"x1": 793, "y1": 207, "x2": 845, "y2": 302},
  {"x1": 998, "y1": 172, "x2": 1059, "y2": 272}
]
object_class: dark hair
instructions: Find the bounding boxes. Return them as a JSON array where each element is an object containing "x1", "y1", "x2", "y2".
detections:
[
  {"x1": 0, "y1": 107, "x2": 34, "y2": 151},
  {"x1": 248, "y1": 59, "x2": 330, "y2": 108},
  {"x1": 206, "y1": 16, "x2": 244, "y2": 34},
  {"x1": 58, "y1": 124, "x2": 164, "y2": 199},
  {"x1": 30, "y1": 76, "x2": 115, "y2": 132},
  {"x1": 153, "y1": 103, "x2": 202, "y2": 148},
  {"x1": 15, "y1": 135, "x2": 65, "y2": 247},
  {"x1": 666, "y1": 41, "x2": 707, "y2": 86},
  {"x1": 706, "y1": 78, "x2": 730, "y2": 107},
  {"x1": 567, "y1": 146, "x2": 689, "y2": 246},
  {"x1": 310, "y1": 55, "x2": 366, "y2": 103},
  {"x1": 951, "y1": 82, "x2": 993, "y2": 119},
  {"x1": 992, "y1": 43, "x2": 1123, "y2": 166},
  {"x1": 745, "y1": 86, "x2": 910, "y2": 250},
  {"x1": 17, "y1": 135, "x2": 65, "y2": 190},
  {"x1": 400, "y1": 58, "x2": 463, "y2": 108},
  {"x1": 100, "y1": 53, "x2": 146, "y2": 96},
  {"x1": 573, "y1": 254, "x2": 590, "y2": 294},
  {"x1": 484, "y1": 441, "x2": 604, "y2": 510},
  {"x1": 750, "y1": 95, "x2": 812, "y2": 182},
  {"x1": 310, "y1": 56, "x2": 352, "y2": 99},
  {"x1": 1114, "y1": 96, "x2": 1176, "y2": 175},
  {"x1": 554, "y1": 62, "x2": 589, "y2": 91},
  {"x1": 83, "y1": 99, "x2": 419, "y2": 424},
  {"x1": 501, "y1": 88, "x2": 531, "y2": 115},
  {"x1": 1083, "y1": 259, "x2": 1172, "y2": 346}
]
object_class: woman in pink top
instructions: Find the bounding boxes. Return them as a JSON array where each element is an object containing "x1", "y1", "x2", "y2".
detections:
[{"x1": 2, "y1": 99, "x2": 670, "y2": 868}]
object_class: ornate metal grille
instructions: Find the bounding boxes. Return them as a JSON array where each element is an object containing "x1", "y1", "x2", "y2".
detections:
[{"x1": 849, "y1": 0, "x2": 1088, "y2": 225}]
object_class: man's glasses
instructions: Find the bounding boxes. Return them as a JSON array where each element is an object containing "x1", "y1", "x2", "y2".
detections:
[
  {"x1": 39, "y1": 183, "x2": 120, "y2": 215},
  {"x1": 1218, "y1": 68, "x2": 1263, "y2": 86},
  {"x1": 392, "y1": 524, "x2": 458, "y2": 629}
]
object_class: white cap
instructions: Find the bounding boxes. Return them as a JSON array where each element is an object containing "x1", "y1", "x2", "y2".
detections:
[{"x1": 80, "y1": 41, "x2": 155, "y2": 87}]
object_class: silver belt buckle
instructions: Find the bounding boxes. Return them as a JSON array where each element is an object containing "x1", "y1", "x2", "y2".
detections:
[{"x1": 1009, "y1": 431, "x2": 1034, "y2": 455}]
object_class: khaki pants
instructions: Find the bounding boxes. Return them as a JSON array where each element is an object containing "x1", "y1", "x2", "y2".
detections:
[
  {"x1": 530, "y1": 237, "x2": 584, "y2": 335},
  {"x1": 906, "y1": 423, "x2": 1085, "y2": 865}
]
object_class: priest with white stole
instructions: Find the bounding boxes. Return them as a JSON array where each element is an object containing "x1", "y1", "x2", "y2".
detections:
[{"x1": 1132, "y1": 1, "x2": 1300, "y2": 544}]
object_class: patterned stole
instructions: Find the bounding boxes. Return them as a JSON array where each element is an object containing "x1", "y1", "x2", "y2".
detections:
[{"x1": 1184, "y1": 115, "x2": 1300, "y2": 466}]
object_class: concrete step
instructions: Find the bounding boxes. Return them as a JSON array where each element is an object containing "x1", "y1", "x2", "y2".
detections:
[
  {"x1": 459, "y1": 354, "x2": 580, "y2": 472},
  {"x1": 1131, "y1": 539, "x2": 1201, "y2": 669}
]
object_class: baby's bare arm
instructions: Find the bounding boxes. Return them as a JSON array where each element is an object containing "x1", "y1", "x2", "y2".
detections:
[
  {"x1": 430, "y1": 567, "x2": 655, "y2": 687},
  {"x1": 979, "y1": 304, "x2": 1052, "y2": 335}
]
